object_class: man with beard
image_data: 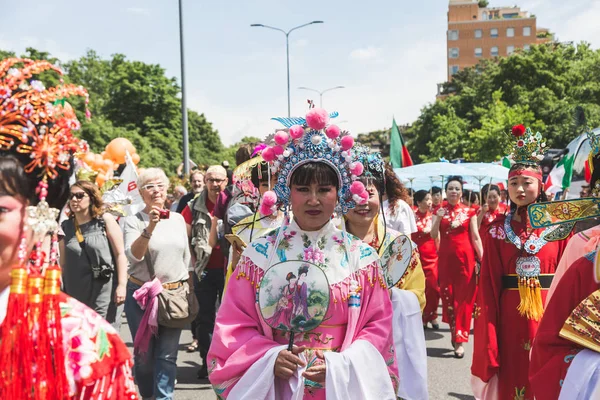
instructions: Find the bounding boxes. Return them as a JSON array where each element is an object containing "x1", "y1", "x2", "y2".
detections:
[{"x1": 181, "y1": 165, "x2": 228, "y2": 378}]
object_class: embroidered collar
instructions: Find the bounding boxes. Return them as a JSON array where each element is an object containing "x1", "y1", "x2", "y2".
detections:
[{"x1": 504, "y1": 212, "x2": 557, "y2": 254}]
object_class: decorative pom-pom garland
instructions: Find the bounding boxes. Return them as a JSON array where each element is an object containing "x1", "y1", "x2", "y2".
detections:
[
  {"x1": 289, "y1": 125, "x2": 304, "y2": 139},
  {"x1": 325, "y1": 124, "x2": 341, "y2": 139},
  {"x1": 512, "y1": 124, "x2": 526, "y2": 137},
  {"x1": 264, "y1": 108, "x2": 366, "y2": 212},
  {"x1": 305, "y1": 108, "x2": 329, "y2": 130},
  {"x1": 259, "y1": 190, "x2": 278, "y2": 216},
  {"x1": 340, "y1": 135, "x2": 354, "y2": 151},
  {"x1": 274, "y1": 131, "x2": 289, "y2": 145}
]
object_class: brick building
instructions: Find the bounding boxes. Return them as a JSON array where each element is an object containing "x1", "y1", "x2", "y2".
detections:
[{"x1": 446, "y1": 0, "x2": 552, "y2": 81}]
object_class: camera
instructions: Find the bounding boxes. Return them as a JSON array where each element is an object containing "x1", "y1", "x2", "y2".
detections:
[
  {"x1": 159, "y1": 209, "x2": 170, "y2": 219},
  {"x1": 92, "y1": 264, "x2": 113, "y2": 280}
]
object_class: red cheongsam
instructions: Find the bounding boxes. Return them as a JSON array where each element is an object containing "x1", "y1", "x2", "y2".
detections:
[
  {"x1": 412, "y1": 210, "x2": 439, "y2": 323},
  {"x1": 436, "y1": 202, "x2": 477, "y2": 343}
]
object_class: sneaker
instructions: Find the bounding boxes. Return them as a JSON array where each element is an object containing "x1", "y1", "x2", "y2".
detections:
[{"x1": 197, "y1": 364, "x2": 208, "y2": 379}]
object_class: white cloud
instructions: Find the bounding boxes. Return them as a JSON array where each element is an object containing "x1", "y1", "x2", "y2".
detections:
[
  {"x1": 125, "y1": 7, "x2": 150, "y2": 16},
  {"x1": 349, "y1": 46, "x2": 382, "y2": 62}
]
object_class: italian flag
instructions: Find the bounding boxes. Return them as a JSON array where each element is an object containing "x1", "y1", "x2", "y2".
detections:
[{"x1": 545, "y1": 154, "x2": 575, "y2": 194}]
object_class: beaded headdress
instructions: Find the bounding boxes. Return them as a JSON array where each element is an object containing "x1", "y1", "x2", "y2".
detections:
[
  {"x1": 506, "y1": 124, "x2": 547, "y2": 166},
  {"x1": 0, "y1": 58, "x2": 89, "y2": 398},
  {"x1": 353, "y1": 144, "x2": 384, "y2": 179},
  {"x1": 259, "y1": 107, "x2": 369, "y2": 214}
]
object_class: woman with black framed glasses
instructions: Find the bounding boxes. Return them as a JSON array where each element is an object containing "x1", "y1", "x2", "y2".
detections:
[{"x1": 59, "y1": 180, "x2": 128, "y2": 329}]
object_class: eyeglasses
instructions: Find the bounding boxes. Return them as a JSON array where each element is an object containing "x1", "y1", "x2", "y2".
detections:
[
  {"x1": 207, "y1": 178, "x2": 225, "y2": 184},
  {"x1": 69, "y1": 192, "x2": 87, "y2": 200},
  {"x1": 142, "y1": 183, "x2": 166, "y2": 192}
]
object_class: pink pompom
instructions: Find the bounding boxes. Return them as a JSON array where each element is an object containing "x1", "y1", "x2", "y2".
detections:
[
  {"x1": 289, "y1": 125, "x2": 304, "y2": 139},
  {"x1": 262, "y1": 190, "x2": 277, "y2": 207},
  {"x1": 305, "y1": 108, "x2": 329, "y2": 130},
  {"x1": 274, "y1": 131, "x2": 289, "y2": 145},
  {"x1": 272, "y1": 145, "x2": 284, "y2": 156},
  {"x1": 340, "y1": 135, "x2": 354, "y2": 151},
  {"x1": 325, "y1": 125, "x2": 340, "y2": 139},
  {"x1": 262, "y1": 147, "x2": 275, "y2": 162},
  {"x1": 350, "y1": 181, "x2": 365, "y2": 195},
  {"x1": 350, "y1": 162, "x2": 364, "y2": 176},
  {"x1": 259, "y1": 204, "x2": 274, "y2": 216}
]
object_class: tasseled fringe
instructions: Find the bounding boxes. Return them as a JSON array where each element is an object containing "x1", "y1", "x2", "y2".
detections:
[
  {"x1": 517, "y1": 276, "x2": 544, "y2": 321},
  {"x1": 41, "y1": 264, "x2": 69, "y2": 398},
  {"x1": 0, "y1": 265, "x2": 33, "y2": 399},
  {"x1": 79, "y1": 361, "x2": 138, "y2": 399}
]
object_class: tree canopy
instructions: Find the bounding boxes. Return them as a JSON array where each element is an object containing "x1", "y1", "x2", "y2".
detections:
[
  {"x1": 0, "y1": 48, "x2": 256, "y2": 173},
  {"x1": 405, "y1": 42, "x2": 600, "y2": 163}
]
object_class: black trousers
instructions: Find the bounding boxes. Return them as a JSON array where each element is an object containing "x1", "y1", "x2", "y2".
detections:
[{"x1": 195, "y1": 268, "x2": 225, "y2": 363}]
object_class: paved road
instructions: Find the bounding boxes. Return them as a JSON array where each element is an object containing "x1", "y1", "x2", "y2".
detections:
[{"x1": 121, "y1": 304, "x2": 475, "y2": 400}]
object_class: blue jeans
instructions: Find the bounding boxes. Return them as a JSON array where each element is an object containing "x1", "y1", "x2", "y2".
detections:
[{"x1": 125, "y1": 281, "x2": 182, "y2": 400}]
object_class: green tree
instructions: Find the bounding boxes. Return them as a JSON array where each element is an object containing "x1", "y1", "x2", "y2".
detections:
[{"x1": 406, "y1": 42, "x2": 600, "y2": 162}]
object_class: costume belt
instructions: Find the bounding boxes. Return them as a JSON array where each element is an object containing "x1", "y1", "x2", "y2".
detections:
[
  {"x1": 128, "y1": 275, "x2": 184, "y2": 290},
  {"x1": 502, "y1": 274, "x2": 554, "y2": 289}
]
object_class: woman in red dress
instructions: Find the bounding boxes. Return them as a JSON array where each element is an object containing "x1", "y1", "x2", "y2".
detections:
[
  {"x1": 412, "y1": 190, "x2": 440, "y2": 329},
  {"x1": 431, "y1": 176, "x2": 483, "y2": 358},
  {"x1": 471, "y1": 125, "x2": 570, "y2": 400},
  {"x1": 477, "y1": 184, "x2": 507, "y2": 237}
]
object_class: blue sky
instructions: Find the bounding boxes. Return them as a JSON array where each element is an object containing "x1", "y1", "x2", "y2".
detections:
[{"x1": 1, "y1": 0, "x2": 598, "y2": 146}]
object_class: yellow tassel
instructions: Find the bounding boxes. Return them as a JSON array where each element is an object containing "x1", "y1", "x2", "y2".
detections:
[{"x1": 517, "y1": 277, "x2": 544, "y2": 321}]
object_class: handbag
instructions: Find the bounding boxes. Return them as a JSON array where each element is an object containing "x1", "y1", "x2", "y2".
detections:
[{"x1": 143, "y1": 237, "x2": 199, "y2": 329}]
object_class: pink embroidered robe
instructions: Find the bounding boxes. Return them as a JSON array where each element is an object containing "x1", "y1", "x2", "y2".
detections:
[{"x1": 207, "y1": 219, "x2": 399, "y2": 399}]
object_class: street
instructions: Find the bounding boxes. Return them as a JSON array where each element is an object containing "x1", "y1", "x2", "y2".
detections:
[{"x1": 120, "y1": 303, "x2": 475, "y2": 400}]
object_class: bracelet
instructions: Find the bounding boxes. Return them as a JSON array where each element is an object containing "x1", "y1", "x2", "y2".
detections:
[{"x1": 141, "y1": 229, "x2": 152, "y2": 239}]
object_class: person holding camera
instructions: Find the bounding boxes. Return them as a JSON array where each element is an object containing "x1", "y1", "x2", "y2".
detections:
[
  {"x1": 123, "y1": 167, "x2": 193, "y2": 400},
  {"x1": 59, "y1": 180, "x2": 128, "y2": 329}
]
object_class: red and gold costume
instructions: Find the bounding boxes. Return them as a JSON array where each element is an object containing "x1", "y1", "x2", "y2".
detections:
[
  {"x1": 472, "y1": 208, "x2": 569, "y2": 400},
  {"x1": 412, "y1": 209, "x2": 439, "y2": 323},
  {"x1": 436, "y1": 202, "x2": 476, "y2": 343},
  {"x1": 529, "y1": 254, "x2": 599, "y2": 399},
  {"x1": 0, "y1": 58, "x2": 137, "y2": 399}
]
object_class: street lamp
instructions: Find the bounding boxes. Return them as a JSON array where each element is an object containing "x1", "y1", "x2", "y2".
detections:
[
  {"x1": 298, "y1": 86, "x2": 345, "y2": 108},
  {"x1": 251, "y1": 21, "x2": 324, "y2": 117},
  {"x1": 178, "y1": 0, "x2": 190, "y2": 175}
]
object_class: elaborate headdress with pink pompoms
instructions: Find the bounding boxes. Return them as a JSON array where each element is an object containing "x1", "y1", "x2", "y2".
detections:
[{"x1": 259, "y1": 107, "x2": 368, "y2": 214}]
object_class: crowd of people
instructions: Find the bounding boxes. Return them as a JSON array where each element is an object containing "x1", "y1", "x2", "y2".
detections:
[{"x1": 2, "y1": 57, "x2": 600, "y2": 400}]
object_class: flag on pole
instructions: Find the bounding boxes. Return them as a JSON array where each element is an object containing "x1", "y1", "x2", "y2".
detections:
[
  {"x1": 389, "y1": 118, "x2": 413, "y2": 168},
  {"x1": 545, "y1": 154, "x2": 575, "y2": 194},
  {"x1": 117, "y1": 151, "x2": 144, "y2": 216}
]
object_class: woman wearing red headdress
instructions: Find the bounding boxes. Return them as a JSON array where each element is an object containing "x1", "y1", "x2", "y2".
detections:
[
  {"x1": 0, "y1": 58, "x2": 137, "y2": 399},
  {"x1": 431, "y1": 176, "x2": 483, "y2": 359},
  {"x1": 471, "y1": 125, "x2": 570, "y2": 400}
]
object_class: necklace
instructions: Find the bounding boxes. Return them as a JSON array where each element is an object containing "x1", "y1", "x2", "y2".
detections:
[
  {"x1": 503, "y1": 212, "x2": 556, "y2": 255},
  {"x1": 504, "y1": 212, "x2": 559, "y2": 279}
]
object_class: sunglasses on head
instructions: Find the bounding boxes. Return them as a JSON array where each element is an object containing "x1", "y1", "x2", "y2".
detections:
[{"x1": 69, "y1": 192, "x2": 87, "y2": 200}]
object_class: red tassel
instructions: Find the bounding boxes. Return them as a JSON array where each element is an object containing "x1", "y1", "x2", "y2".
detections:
[
  {"x1": 0, "y1": 266, "x2": 33, "y2": 399},
  {"x1": 28, "y1": 272, "x2": 46, "y2": 399},
  {"x1": 40, "y1": 264, "x2": 70, "y2": 399}
]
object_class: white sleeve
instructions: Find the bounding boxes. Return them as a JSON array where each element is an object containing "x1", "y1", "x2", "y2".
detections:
[
  {"x1": 391, "y1": 288, "x2": 428, "y2": 400},
  {"x1": 397, "y1": 200, "x2": 417, "y2": 236},
  {"x1": 559, "y1": 349, "x2": 600, "y2": 400},
  {"x1": 227, "y1": 345, "x2": 306, "y2": 400},
  {"x1": 324, "y1": 340, "x2": 396, "y2": 400},
  {"x1": 123, "y1": 215, "x2": 144, "y2": 263}
]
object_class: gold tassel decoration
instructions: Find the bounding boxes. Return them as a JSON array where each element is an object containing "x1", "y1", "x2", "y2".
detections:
[{"x1": 517, "y1": 276, "x2": 544, "y2": 321}]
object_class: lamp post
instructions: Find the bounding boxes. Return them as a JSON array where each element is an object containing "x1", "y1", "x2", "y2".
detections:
[
  {"x1": 251, "y1": 21, "x2": 324, "y2": 117},
  {"x1": 298, "y1": 86, "x2": 345, "y2": 108},
  {"x1": 178, "y1": 0, "x2": 190, "y2": 175}
]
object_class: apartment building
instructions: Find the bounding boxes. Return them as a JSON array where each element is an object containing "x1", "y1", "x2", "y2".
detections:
[{"x1": 446, "y1": 0, "x2": 552, "y2": 81}]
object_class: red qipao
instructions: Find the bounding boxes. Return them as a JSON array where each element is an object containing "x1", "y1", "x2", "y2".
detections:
[
  {"x1": 478, "y1": 203, "x2": 508, "y2": 237},
  {"x1": 412, "y1": 210, "x2": 440, "y2": 323},
  {"x1": 529, "y1": 255, "x2": 599, "y2": 400},
  {"x1": 472, "y1": 209, "x2": 569, "y2": 400},
  {"x1": 436, "y1": 202, "x2": 477, "y2": 343}
]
